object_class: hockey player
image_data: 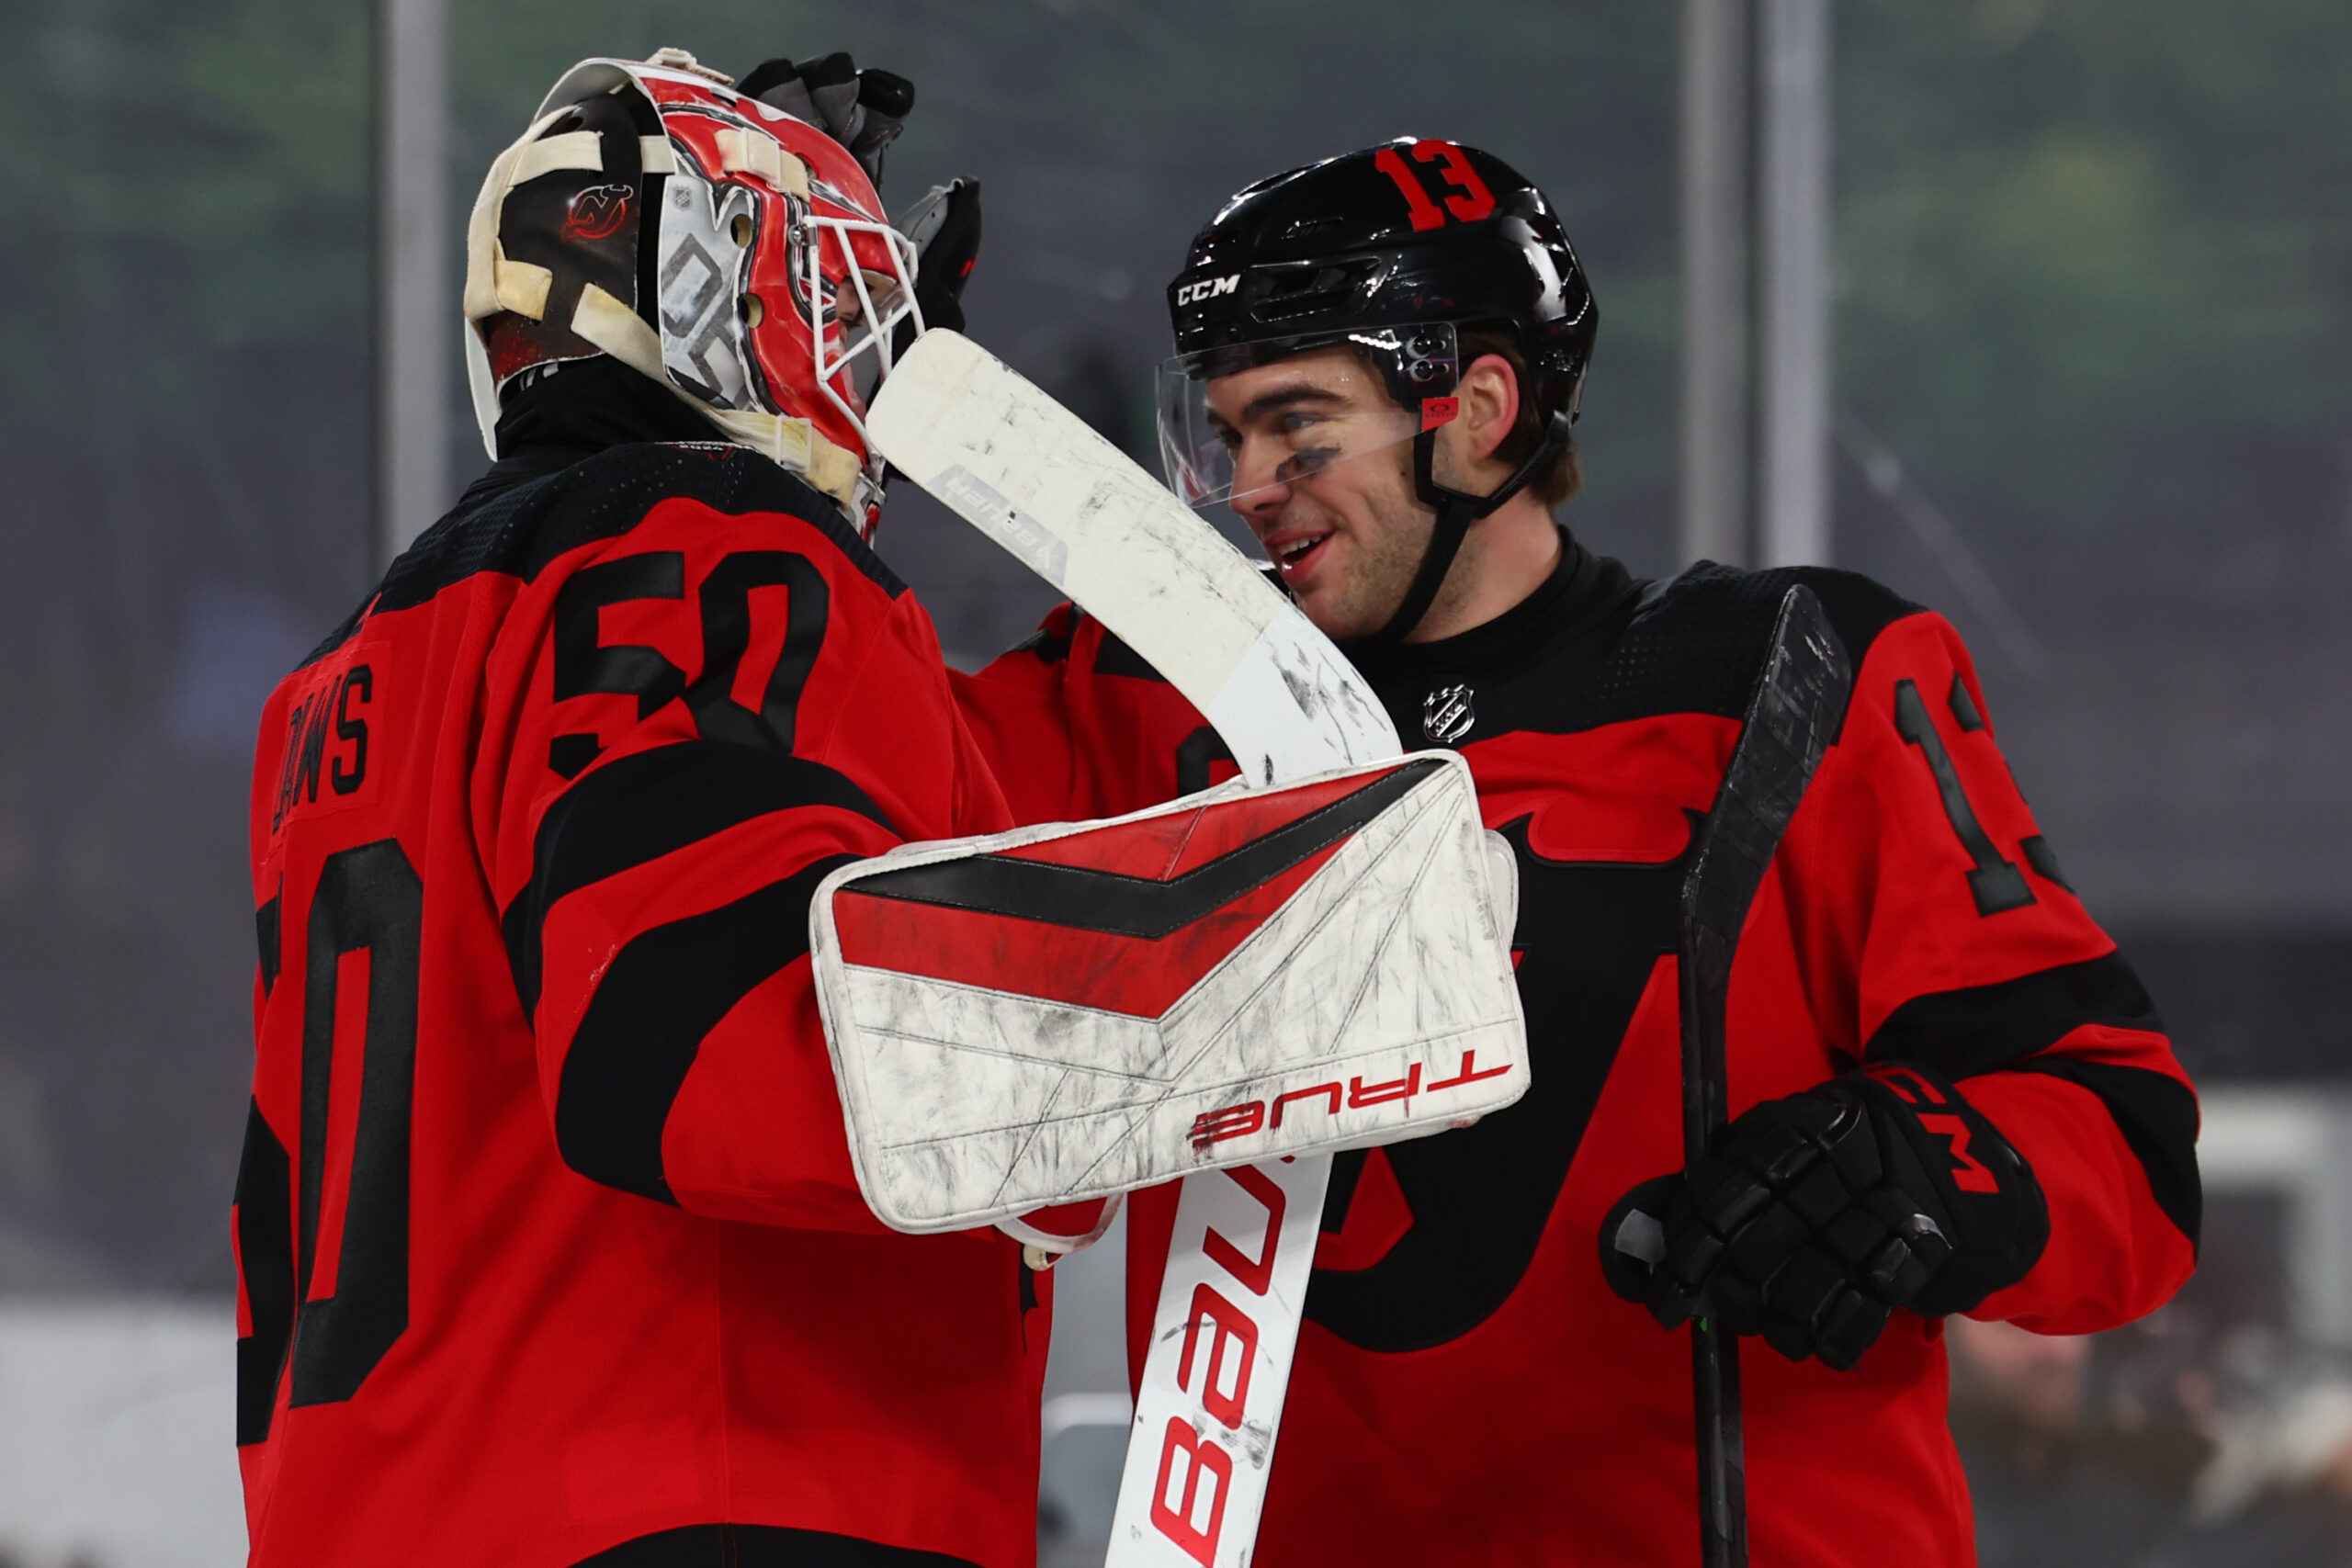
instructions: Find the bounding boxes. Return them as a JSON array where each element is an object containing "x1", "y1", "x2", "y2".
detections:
[
  {"x1": 954, "y1": 141, "x2": 2200, "y2": 1565},
  {"x1": 237, "y1": 51, "x2": 1050, "y2": 1568}
]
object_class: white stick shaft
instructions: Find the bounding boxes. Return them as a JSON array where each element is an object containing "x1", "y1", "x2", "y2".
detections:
[
  {"x1": 866, "y1": 331, "x2": 1399, "y2": 776},
  {"x1": 865, "y1": 330, "x2": 1402, "y2": 1567},
  {"x1": 1108, "y1": 1156, "x2": 1330, "y2": 1568}
]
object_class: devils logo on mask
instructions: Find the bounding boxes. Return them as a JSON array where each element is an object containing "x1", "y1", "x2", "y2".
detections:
[{"x1": 561, "y1": 185, "x2": 635, "y2": 243}]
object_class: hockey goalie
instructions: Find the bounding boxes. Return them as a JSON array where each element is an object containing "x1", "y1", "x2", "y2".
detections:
[{"x1": 232, "y1": 48, "x2": 1515, "y2": 1568}]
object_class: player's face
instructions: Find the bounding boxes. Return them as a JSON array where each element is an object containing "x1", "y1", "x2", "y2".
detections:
[{"x1": 1204, "y1": 348, "x2": 1430, "y2": 641}]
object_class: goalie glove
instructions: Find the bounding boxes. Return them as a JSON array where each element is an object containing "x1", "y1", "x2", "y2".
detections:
[
  {"x1": 1601, "y1": 1062, "x2": 2049, "y2": 1370},
  {"x1": 894, "y1": 178, "x2": 982, "y2": 339},
  {"x1": 739, "y1": 52, "x2": 914, "y2": 188}
]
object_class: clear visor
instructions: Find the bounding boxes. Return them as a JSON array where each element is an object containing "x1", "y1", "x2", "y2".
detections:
[
  {"x1": 806, "y1": 212, "x2": 923, "y2": 439},
  {"x1": 1155, "y1": 322, "x2": 1460, "y2": 511}
]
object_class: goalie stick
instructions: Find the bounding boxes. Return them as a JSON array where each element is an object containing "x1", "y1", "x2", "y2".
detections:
[
  {"x1": 1645, "y1": 583, "x2": 1854, "y2": 1568},
  {"x1": 875, "y1": 332, "x2": 1396, "y2": 788},
  {"x1": 865, "y1": 329, "x2": 1406, "y2": 1568}
]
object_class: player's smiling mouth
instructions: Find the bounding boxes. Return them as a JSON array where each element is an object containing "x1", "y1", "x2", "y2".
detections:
[{"x1": 1271, "y1": 533, "x2": 1331, "y2": 577}]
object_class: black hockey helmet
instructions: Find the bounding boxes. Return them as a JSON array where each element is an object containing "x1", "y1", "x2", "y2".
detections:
[{"x1": 1160, "y1": 140, "x2": 1597, "y2": 642}]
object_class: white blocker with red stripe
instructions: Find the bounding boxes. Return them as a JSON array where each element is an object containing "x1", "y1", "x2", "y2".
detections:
[{"x1": 806, "y1": 750, "x2": 1526, "y2": 1235}]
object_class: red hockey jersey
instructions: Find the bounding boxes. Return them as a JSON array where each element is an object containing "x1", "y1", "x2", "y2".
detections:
[
  {"x1": 238, "y1": 443, "x2": 1046, "y2": 1568},
  {"x1": 954, "y1": 546, "x2": 2199, "y2": 1568}
]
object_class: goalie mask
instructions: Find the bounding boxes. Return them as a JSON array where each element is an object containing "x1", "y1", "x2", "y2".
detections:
[{"x1": 463, "y1": 50, "x2": 922, "y2": 532}]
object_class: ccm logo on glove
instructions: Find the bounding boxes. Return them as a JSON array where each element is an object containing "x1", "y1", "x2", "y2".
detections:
[{"x1": 1600, "y1": 1062, "x2": 2049, "y2": 1371}]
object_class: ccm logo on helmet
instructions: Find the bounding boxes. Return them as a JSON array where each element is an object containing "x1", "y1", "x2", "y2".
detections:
[{"x1": 1175, "y1": 274, "x2": 1240, "y2": 307}]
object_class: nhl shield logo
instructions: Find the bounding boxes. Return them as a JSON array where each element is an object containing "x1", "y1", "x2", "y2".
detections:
[{"x1": 1423, "y1": 683, "x2": 1476, "y2": 744}]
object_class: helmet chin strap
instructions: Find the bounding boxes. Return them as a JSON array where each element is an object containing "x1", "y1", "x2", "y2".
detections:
[{"x1": 1372, "y1": 408, "x2": 1573, "y2": 646}]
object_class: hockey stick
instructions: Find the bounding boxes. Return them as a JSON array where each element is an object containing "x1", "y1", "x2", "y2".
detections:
[
  {"x1": 872, "y1": 331, "x2": 1396, "y2": 787},
  {"x1": 866, "y1": 329, "x2": 1404, "y2": 1568},
  {"x1": 1673, "y1": 583, "x2": 1853, "y2": 1568}
]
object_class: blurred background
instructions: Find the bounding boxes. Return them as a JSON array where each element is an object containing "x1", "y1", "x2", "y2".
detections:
[{"x1": 0, "y1": 0, "x2": 2346, "y2": 1562}]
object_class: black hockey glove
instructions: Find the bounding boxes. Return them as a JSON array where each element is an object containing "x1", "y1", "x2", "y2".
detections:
[
  {"x1": 735, "y1": 53, "x2": 980, "y2": 341},
  {"x1": 1600, "y1": 1063, "x2": 2049, "y2": 1371},
  {"x1": 895, "y1": 178, "x2": 984, "y2": 337},
  {"x1": 739, "y1": 53, "x2": 915, "y2": 188}
]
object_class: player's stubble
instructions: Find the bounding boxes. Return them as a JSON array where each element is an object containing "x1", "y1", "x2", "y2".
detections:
[{"x1": 1261, "y1": 444, "x2": 1473, "y2": 642}]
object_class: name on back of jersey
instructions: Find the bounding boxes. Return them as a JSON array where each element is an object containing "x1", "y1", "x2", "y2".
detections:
[{"x1": 269, "y1": 648, "x2": 380, "y2": 838}]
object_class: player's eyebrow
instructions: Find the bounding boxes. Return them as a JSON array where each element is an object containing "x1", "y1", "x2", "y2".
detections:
[{"x1": 1232, "y1": 381, "x2": 1348, "y2": 429}]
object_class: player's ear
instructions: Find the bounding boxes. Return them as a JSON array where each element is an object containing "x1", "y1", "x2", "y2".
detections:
[{"x1": 1456, "y1": 353, "x2": 1521, "y2": 468}]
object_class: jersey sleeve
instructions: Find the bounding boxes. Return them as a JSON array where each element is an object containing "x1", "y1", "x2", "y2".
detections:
[
  {"x1": 481, "y1": 487, "x2": 1004, "y2": 1232},
  {"x1": 1772, "y1": 607, "x2": 2198, "y2": 1334},
  {"x1": 951, "y1": 603, "x2": 1235, "y2": 826},
  {"x1": 948, "y1": 604, "x2": 1086, "y2": 826}
]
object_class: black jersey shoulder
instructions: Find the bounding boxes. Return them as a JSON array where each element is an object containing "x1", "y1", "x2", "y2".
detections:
[
  {"x1": 298, "y1": 443, "x2": 900, "y2": 669},
  {"x1": 1550, "y1": 562, "x2": 1919, "y2": 736},
  {"x1": 1374, "y1": 561, "x2": 1920, "y2": 746}
]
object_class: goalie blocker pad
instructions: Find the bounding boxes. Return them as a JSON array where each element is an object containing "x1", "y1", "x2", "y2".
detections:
[{"x1": 809, "y1": 752, "x2": 1528, "y2": 1233}]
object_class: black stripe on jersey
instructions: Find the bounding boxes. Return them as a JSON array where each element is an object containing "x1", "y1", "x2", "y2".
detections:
[
  {"x1": 571, "y1": 1522, "x2": 983, "y2": 1568},
  {"x1": 1861, "y1": 950, "x2": 2161, "y2": 1079},
  {"x1": 1861, "y1": 950, "x2": 2199, "y2": 1246},
  {"x1": 517, "y1": 447, "x2": 900, "y2": 591},
  {"x1": 2013, "y1": 1056, "x2": 2202, "y2": 1248},
  {"x1": 1369, "y1": 560, "x2": 1922, "y2": 749},
  {"x1": 1011, "y1": 622, "x2": 1071, "y2": 664},
  {"x1": 1555, "y1": 562, "x2": 1918, "y2": 741},
  {"x1": 503, "y1": 740, "x2": 895, "y2": 1021},
  {"x1": 553, "y1": 853, "x2": 856, "y2": 1204},
  {"x1": 1092, "y1": 628, "x2": 1167, "y2": 682},
  {"x1": 300, "y1": 444, "x2": 902, "y2": 670}
]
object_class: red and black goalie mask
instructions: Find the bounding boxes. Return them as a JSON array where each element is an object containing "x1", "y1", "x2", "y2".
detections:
[{"x1": 464, "y1": 50, "x2": 923, "y2": 532}]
